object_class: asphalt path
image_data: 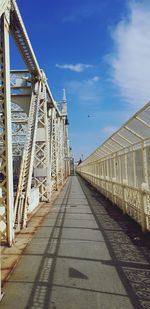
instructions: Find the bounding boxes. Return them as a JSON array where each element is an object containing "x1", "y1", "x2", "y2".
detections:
[{"x1": 1, "y1": 175, "x2": 150, "y2": 309}]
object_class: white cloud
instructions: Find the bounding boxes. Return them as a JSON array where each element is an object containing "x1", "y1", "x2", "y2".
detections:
[
  {"x1": 92, "y1": 76, "x2": 100, "y2": 82},
  {"x1": 110, "y1": 1, "x2": 150, "y2": 107},
  {"x1": 65, "y1": 76, "x2": 101, "y2": 104},
  {"x1": 87, "y1": 76, "x2": 100, "y2": 84},
  {"x1": 56, "y1": 63, "x2": 92, "y2": 73}
]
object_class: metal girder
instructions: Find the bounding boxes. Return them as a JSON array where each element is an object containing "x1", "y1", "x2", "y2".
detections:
[
  {"x1": 0, "y1": 0, "x2": 10, "y2": 18},
  {"x1": 57, "y1": 117, "x2": 63, "y2": 186},
  {"x1": 11, "y1": 75, "x2": 70, "y2": 230},
  {"x1": 11, "y1": 74, "x2": 32, "y2": 198},
  {"x1": 10, "y1": 1, "x2": 41, "y2": 78},
  {"x1": 0, "y1": 13, "x2": 14, "y2": 246},
  {"x1": 14, "y1": 81, "x2": 41, "y2": 229},
  {"x1": 33, "y1": 84, "x2": 51, "y2": 202},
  {"x1": 63, "y1": 120, "x2": 70, "y2": 178},
  {"x1": 50, "y1": 108, "x2": 59, "y2": 191},
  {"x1": 0, "y1": 0, "x2": 71, "y2": 247},
  {"x1": 48, "y1": 110, "x2": 70, "y2": 192}
]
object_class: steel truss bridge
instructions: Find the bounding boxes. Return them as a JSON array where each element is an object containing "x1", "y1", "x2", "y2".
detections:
[
  {"x1": 0, "y1": 0, "x2": 71, "y2": 250},
  {"x1": 1, "y1": 0, "x2": 150, "y2": 304}
]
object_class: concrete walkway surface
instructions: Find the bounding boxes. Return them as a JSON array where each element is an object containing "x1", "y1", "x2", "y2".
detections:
[{"x1": 1, "y1": 175, "x2": 150, "y2": 309}]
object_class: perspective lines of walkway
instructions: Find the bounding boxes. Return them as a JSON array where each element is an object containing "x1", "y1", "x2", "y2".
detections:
[{"x1": 1, "y1": 176, "x2": 150, "y2": 309}]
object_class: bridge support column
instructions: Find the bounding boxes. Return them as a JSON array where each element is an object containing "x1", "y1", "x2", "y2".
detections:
[
  {"x1": 50, "y1": 108, "x2": 59, "y2": 191},
  {"x1": 33, "y1": 83, "x2": 51, "y2": 201},
  {"x1": 0, "y1": 13, "x2": 14, "y2": 246},
  {"x1": 63, "y1": 118, "x2": 70, "y2": 178}
]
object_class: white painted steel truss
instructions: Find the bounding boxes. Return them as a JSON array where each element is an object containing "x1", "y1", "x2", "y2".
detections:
[
  {"x1": 77, "y1": 101, "x2": 150, "y2": 232},
  {"x1": 0, "y1": 0, "x2": 71, "y2": 251}
]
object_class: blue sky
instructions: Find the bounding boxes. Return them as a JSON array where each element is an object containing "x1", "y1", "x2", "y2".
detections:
[{"x1": 10, "y1": 0, "x2": 150, "y2": 160}]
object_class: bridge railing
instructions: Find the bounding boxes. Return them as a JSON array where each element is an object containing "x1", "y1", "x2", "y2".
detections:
[{"x1": 77, "y1": 101, "x2": 150, "y2": 232}]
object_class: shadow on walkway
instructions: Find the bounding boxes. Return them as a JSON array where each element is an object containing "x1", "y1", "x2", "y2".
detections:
[{"x1": 1, "y1": 175, "x2": 150, "y2": 309}]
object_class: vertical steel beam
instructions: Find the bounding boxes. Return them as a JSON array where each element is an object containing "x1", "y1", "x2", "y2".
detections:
[
  {"x1": 34, "y1": 83, "x2": 51, "y2": 201},
  {"x1": 63, "y1": 119, "x2": 70, "y2": 178},
  {"x1": 14, "y1": 82, "x2": 41, "y2": 229},
  {"x1": 50, "y1": 108, "x2": 59, "y2": 191},
  {"x1": 58, "y1": 117, "x2": 65, "y2": 185},
  {"x1": 0, "y1": 13, "x2": 14, "y2": 245},
  {"x1": 132, "y1": 146, "x2": 137, "y2": 187},
  {"x1": 141, "y1": 141, "x2": 149, "y2": 231},
  {"x1": 124, "y1": 150, "x2": 128, "y2": 183},
  {"x1": 57, "y1": 117, "x2": 62, "y2": 185},
  {"x1": 141, "y1": 141, "x2": 148, "y2": 185},
  {"x1": 47, "y1": 108, "x2": 53, "y2": 198}
]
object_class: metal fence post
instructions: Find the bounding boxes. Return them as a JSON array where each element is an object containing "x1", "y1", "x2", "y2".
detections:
[{"x1": 141, "y1": 182, "x2": 148, "y2": 232}]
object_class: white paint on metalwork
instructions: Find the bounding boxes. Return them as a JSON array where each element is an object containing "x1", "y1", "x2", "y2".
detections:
[
  {"x1": 0, "y1": 13, "x2": 14, "y2": 245},
  {"x1": 14, "y1": 82, "x2": 41, "y2": 229},
  {"x1": 77, "y1": 101, "x2": 150, "y2": 232},
  {"x1": 0, "y1": 1, "x2": 72, "y2": 297},
  {"x1": 28, "y1": 188, "x2": 39, "y2": 214},
  {"x1": 0, "y1": 0, "x2": 10, "y2": 18},
  {"x1": 34, "y1": 83, "x2": 51, "y2": 202}
]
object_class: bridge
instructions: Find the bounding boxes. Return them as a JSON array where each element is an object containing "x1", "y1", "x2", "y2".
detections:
[{"x1": 0, "y1": 1, "x2": 150, "y2": 308}]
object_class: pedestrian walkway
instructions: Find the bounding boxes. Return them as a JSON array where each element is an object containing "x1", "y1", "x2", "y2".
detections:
[{"x1": 1, "y1": 176, "x2": 150, "y2": 309}]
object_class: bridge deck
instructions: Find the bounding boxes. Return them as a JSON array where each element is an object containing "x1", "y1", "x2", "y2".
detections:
[{"x1": 1, "y1": 176, "x2": 150, "y2": 309}]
